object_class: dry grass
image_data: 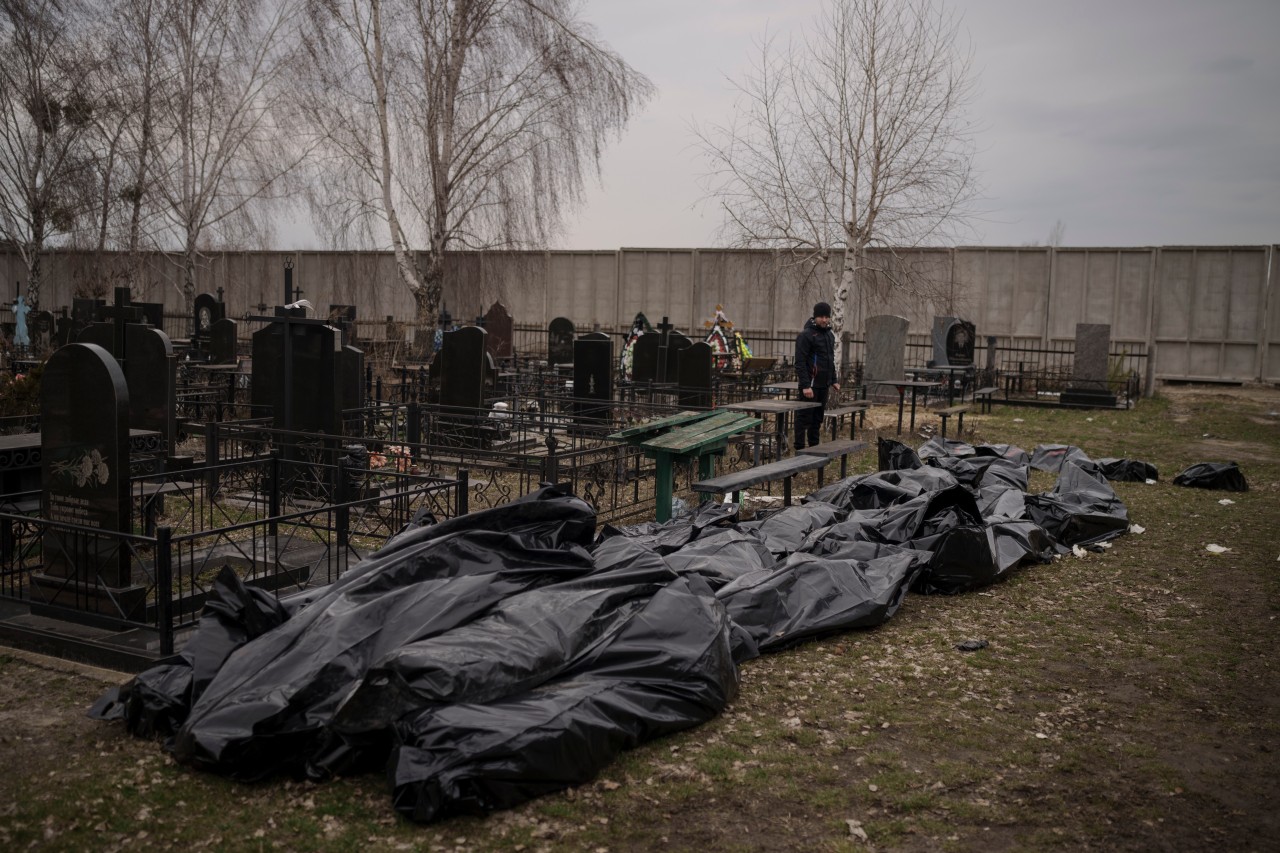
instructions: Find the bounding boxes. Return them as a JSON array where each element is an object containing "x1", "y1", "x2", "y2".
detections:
[{"x1": 1, "y1": 384, "x2": 1277, "y2": 851}]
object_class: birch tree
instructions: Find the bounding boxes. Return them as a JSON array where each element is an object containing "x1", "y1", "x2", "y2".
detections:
[
  {"x1": 149, "y1": 0, "x2": 307, "y2": 313},
  {"x1": 299, "y1": 0, "x2": 652, "y2": 347},
  {"x1": 0, "y1": 0, "x2": 98, "y2": 307},
  {"x1": 694, "y1": 0, "x2": 977, "y2": 334}
]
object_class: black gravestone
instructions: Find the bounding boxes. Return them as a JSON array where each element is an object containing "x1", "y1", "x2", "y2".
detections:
[
  {"x1": 631, "y1": 333, "x2": 659, "y2": 384},
  {"x1": 210, "y1": 317, "x2": 238, "y2": 365},
  {"x1": 677, "y1": 341, "x2": 713, "y2": 409},
  {"x1": 483, "y1": 302, "x2": 514, "y2": 359},
  {"x1": 251, "y1": 317, "x2": 343, "y2": 434},
  {"x1": 437, "y1": 326, "x2": 488, "y2": 447},
  {"x1": 79, "y1": 321, "x2": 177, "y2": 454},
  {"x1": 548, "y1": 317, "x2": 574, "y2": 365},
  {"x1": 193, "y1": 293, "x2": 224, "y2": 341},
  {"x1": 33, "y1": 343, "x2": 142, "y2": 616},
  {"x1": 664, "y1": 332, "x2": 693, "y2": 384},
  {"x1": 573, "y1": 332, "x2": 613, "y2": 425},
  {"x1": 72, "y1": 298, "x2": 103, "y2": 338},
  {"x1": 54, "y1": 310, "x2": 75, "y2": 348},
  {"x1": 930, "y1": 317, "x2": 975, "y2": 367},
  {"x1": 945, "y1": 320, "x2": 976, "y2": 366},
  {"x1": 439, "y1": 326, "x2": 487, "y2": 412},
  {"x1": 110, "y1": 300, "x2": 163, "y2": 331}
]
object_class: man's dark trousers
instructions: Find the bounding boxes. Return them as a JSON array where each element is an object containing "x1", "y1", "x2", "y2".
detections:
[{"x1": 794, "y1": 385, "x2": 829, "y2": 451}]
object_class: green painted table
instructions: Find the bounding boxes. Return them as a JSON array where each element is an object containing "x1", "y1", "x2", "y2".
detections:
[{"x1": 609, "y1": 409, "x2": 762, "y2": 522}]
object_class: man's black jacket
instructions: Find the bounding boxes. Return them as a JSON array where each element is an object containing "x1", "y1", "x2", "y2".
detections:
[{"x1": 795, "y1": 317, "x2": 837, "y2": 390}]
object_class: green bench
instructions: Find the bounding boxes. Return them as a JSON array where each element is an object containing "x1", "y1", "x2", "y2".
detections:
[{"x1": 610, "y1": 410, "x2": 762, "y2": 522}]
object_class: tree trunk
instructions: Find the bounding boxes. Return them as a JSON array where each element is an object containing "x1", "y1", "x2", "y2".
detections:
[{"x1": 27, "y1": 252, "x2": 41, "y2": 310}]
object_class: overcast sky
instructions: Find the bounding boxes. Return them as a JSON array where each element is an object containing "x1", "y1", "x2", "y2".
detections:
[{"x1": 556, "y1": 0, "x2": 1280, "y2": 249}]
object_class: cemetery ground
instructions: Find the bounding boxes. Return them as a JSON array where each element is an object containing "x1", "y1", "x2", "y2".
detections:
[{"x1": 0, "y1": 385, "x2": 1276, "y2": 852}]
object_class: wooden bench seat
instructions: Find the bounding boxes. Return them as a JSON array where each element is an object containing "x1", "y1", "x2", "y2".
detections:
[
  {"x1": 936, "y1": 405, "x2": 971, "y2": 438},
  {"x1": 692, "y1": 454, "x2": 828, "y2": 507},
  {"x1": 824, "y1": 401, "x2": 872, "y2": 440},
  {"x1": 797, "y1": 439, "x2": 868, "y2": 485}
]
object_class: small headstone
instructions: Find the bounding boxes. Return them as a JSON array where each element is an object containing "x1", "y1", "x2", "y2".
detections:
[
  {"x1": 251, "y1": 314, "x2": 344, "y2": 434},
  {"x1": 663, "y1": 332, "x2": 693, "y2": 384},
  {"x1": 1061, "y1": 323, "x2": 1116, "y2": 407},
  {"x1": 79, "y1": 291, "x2": 178, "y2": 453},
  {"x1": 34, "y1": 343, "x2": 142, "y2": 616},
  {"x1": 54, "y1": 310, "x2": 75, "y2": 348},
  {"x1": 573, "y1": 332, "x2": 613, "y2": 425},
  {"x1": 548, "y1": 317, "x2": 574, "y2": 365},
  {"x1": 631, "y1": 333, "x2": 659, "y2": 384},
  {"x1": 677, "y1": 341, "x2": 713, "y2": 408},
  {"x1": 117, "y1": 300, "x2": 164, "y2": 331},
  {"x1": 864, "y1": 315, "x2": 910, "y2": 382},
  {"x1": 193, "y1": 293, "x2": 224, "y2": 341},
  {"x1": 72, "y1": 298, "x2": 104, "y2": 338},
  {"x1": 483, "y1": 302, "x2": 514, "y2": 359},
  {"x1": 439, "y1": 326, "x2": 487, "y2": 412},
  {"x1": 210, "y1": 318, "x2": 238, "y2": 365}
]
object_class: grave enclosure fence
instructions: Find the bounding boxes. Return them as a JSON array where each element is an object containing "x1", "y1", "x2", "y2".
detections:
[{"x1": 0, "y1": 454, "x2": 463, "y2": 665}]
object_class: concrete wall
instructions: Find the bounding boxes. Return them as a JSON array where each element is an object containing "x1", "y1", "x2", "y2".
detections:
[{"x1": 2, "y1": 244, "x2": 1275, "y2": 382}]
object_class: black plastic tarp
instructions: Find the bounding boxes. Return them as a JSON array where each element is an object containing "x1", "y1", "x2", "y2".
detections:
[
  {"x1": 94, "y1": 434, "x2": 1136, "y2": 824},
  {"x1": 1172, "y1": 462, "x2": 1248, "y2": 491}
]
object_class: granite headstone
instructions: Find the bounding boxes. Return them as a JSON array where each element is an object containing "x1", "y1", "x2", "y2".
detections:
[
  {"x1": 210, "y1": 317, "x2": 238, "y2": 365},
  {"x1": 663, "y1": 332, "x2": 693, "y2": 384},
  {"x1": 193, "y1": 293, "x2": 224, "y2": 341},
  {"x1": 34, "y1": 343, "x2": 140, "y2": 614},
  {"x1": 483, "y1": 302, "x2": 514, "y2": 360},
  {"x1": 631, "y1": 333, "x2": 659, "y2": 384},
  {"x1": 548, "y1": 317, "x2": 574, "y2": 365},
  {"x1": 573, "y1": 332, "x2": 613, "y2": 424},
  {"x1": 864, "y1": 315, "x2": 909, "y2": 382},
  {"x1": 677, "y1": 341, "x2": 713, "y2": 409},
  {"x1": 1061, "y1": 323, "x2": 1117, "y2": 407}
]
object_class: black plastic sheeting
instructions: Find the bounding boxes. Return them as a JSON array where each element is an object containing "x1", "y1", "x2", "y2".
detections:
[
  {"x1": 93, "y1": 440, "x2": 1138, "y2": 823},
  {"x1": 1172, "y1": 462, "x2": 1249, "y2": 492}
]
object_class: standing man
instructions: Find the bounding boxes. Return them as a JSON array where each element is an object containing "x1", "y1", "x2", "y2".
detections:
[{"x1": 794, "y1": 301, "x2": 839, "y2": 451}]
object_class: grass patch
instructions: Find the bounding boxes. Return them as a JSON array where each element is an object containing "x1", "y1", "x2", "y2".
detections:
[{"x1": 1, "y1": 385, "x2": 1278, "y2": 851}]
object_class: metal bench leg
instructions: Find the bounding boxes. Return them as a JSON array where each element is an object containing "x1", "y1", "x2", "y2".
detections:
[
  {"x1": 939, "y1": 414, "x2": 948, "y2": 438},
  {"x1": 840, "y1": 454, "x2": 849, "y2": 479},
  {"x1": 958, "y1": 412, "x2": 965, "y2": 436},
  {"x1": 784, "y1": 476, "x2": 793, "y2": 506}
]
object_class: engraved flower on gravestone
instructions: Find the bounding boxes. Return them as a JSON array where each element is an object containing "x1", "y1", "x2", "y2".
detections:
[{"x1": 52, "y1": 450, "x2": 110, "y2": 488}]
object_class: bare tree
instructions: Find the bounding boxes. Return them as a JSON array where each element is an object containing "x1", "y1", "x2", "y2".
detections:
[
  {"x1": 146, "y1": 0, "x2": 308, "y2": 313},
  {"x1": 694, "y1": 0, "x2": 977, "y2": 335},
  {"x1": 0, "y1": 0, "x2": 99, "y2": 307},
  {"x1": 298, "y1": 0, "x2": 652, "y2": 347}
]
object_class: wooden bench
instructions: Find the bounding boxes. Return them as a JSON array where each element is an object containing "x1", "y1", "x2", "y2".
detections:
[
  {"x1": 973, "y1": 386, "x2": 999, "y2": 414},
  {"x1": 797, "y1": 439, "x2": 868, "y2": 485},
  {"x1": 824, "y1": 401, "x2": 872, "y2": 440},
  {"x1": 936, "y1": 405, "x2": 971, "y2": 438},
  {"x1": 692, "y1": 454, "x2": 829, "y2": 507}
]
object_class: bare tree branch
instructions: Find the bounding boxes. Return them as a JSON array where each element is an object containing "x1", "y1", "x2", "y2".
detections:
[
  {"x1": 297, "y1": 0, "x2": 653, "y2": 349},
  {"x1": 694, "y1": 0, "x2": 978, "y2": 338}
]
